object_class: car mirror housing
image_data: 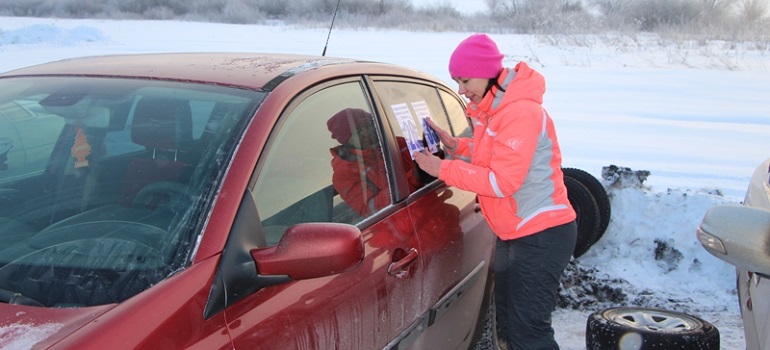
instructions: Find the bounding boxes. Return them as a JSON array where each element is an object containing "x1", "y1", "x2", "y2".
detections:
[
  {"x1": 697, "y1": 204, "x2": 770, "y2": 276},
  {"x1": 251, "y1": 222, "x2": 364, "y2": 280}
]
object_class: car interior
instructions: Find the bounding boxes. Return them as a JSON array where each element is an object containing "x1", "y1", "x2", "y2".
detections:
[{"x1": 0, "y1": 76, "x2": 259, "y2": 307}]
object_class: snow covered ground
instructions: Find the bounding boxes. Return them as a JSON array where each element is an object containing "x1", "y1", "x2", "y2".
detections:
[{"x1": 2, "y1": 15, "x2": 769, "y2": 349}]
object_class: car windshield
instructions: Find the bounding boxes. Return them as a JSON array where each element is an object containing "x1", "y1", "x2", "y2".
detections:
[{"x1": 0, "y1": 76, "x2": 262, "y2": 308}]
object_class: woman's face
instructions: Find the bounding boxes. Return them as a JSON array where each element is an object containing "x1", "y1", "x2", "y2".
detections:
[
  {"x1": 352, "y1": 121, "x2": 379, "y2": 149},
  {"x1": 453, "y1": 77, "x2": 488, "y2": 104}
]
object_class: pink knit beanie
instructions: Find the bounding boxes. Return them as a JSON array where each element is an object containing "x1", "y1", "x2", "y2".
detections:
[{"x1": 448, "y1": 33, "x2": 504, "y2": 79}]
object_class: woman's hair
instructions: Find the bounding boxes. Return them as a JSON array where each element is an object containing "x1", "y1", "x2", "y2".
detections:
[{"x1": 484, "y1": 71, "x2": 505, "y2": 97}]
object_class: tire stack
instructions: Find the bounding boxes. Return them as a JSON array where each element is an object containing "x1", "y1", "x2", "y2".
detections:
[{"x1": 562, "y1": 168, "x2": 611, "y2": 258}]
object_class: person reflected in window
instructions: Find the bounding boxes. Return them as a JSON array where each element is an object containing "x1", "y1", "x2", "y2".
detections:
[{"x1": 327, "y1": 108, "x2": 419, "y2": 218}]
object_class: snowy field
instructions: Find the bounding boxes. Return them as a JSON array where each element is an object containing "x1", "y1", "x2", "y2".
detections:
[{"x1": 2, "y1": 15, "x2": 770, "y2": 349}]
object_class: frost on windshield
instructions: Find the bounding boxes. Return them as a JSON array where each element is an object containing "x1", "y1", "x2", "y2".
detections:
[{"x1": 0, "y1": 237, "x2": 171, "y2": 307}]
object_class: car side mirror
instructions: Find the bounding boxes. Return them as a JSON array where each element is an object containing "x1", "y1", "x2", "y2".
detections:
[
  {"x1": 251, "y1": 222, "x2": 364, "y2": 280},
  {"x1": 697, "y1": 204, "x2": 770, "y2": 276}
]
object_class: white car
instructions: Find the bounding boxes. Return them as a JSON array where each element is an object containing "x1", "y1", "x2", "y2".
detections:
[{"x1": 698, "y1": 157, "x2": 770, "y2": 350}]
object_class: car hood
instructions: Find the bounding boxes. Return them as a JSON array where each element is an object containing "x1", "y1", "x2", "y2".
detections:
[{"x1": 0, "y1": 303, "x2": 114, "y2": 349}]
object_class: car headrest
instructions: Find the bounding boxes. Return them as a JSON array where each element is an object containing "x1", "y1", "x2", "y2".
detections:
[
  {"x1": 131, "y1": 97, "x2": 193, "y2": 150},
  {"x1": 81, "y1": 106, "x2": 111, "y2": 128}
]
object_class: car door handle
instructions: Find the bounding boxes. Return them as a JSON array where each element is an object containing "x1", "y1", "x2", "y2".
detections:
[{"x1": 388, "y1": 248, "x2": 418, "y2": 278}]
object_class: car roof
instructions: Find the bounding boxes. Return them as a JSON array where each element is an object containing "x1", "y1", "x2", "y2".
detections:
[{"x1": 0, "y1": 52, "x2": 416, "y2": 90}]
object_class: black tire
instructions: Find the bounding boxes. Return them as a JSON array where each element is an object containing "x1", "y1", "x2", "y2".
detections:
[
  {"x1": 562, "y1": 167, "x2": 611, "y2": 240},
  {"x1": 564, "y1": 176, "x2": 601, "y2": 258},
  {"x1": 471, "y1": 283, "x2": 506, "y2": 350},
  {"x1": 586, "y1": 307, "x2": 720, "y2": 350}
]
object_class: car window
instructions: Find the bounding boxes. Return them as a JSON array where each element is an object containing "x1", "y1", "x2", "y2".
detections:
[
  {"x1": 254, "y1": 81, "x2": 387, "y2": 245},
  {"x1": 0, "y1": 99, "x2": 65, "y2": 180},
  {"x1": 371, "y1": 80, "x2": 456, "y2": 193}
]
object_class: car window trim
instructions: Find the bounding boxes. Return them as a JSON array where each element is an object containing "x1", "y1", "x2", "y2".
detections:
[
  {"x1": 249, "y1": 76, "x2": 402, "y2": 232},
  {"x1": 366, "y1": 75, "x2": 454, "y2": 202}
]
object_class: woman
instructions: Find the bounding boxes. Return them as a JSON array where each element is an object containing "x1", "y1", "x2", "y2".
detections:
[{"x1": 413, "y1": 33, "x2": 577, "y2": 349}]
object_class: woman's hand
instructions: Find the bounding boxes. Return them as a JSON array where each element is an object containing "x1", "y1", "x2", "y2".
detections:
[
  {"x1": 413, "y1": 149, "x2": 442, "y2": 177},
  {"x1": 425, "y1": 117, "x2": 457, "y2": 150}
]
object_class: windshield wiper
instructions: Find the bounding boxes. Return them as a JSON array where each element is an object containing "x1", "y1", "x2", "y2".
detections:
[{"x1": 0, "y1": 287, "x2": 44, "y2": 306}]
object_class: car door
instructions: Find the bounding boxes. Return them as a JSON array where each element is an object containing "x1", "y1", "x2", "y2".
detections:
[
  {"x1": 224, "y1": 78, "x2": 426, "y2": 349},
  {"x1": 738, "y1": 270, "x2": 770, "y2": 350},
  {"x1": 371, "y1": 78, "x2": 496, "y2": 349},
  {"x1": 741, "y1": 161, "x2": 770, "y2": 350}
]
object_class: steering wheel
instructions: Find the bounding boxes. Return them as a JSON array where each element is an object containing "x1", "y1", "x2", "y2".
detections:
[
  {"x1": 132, "y1": 181, "x2": 192, "y2": 211},
  {"x1": 2, "y1": 220, "x2": 167, "y2": 264}
]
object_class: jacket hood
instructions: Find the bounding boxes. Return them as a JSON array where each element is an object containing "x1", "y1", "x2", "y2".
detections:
[
  {"x1": 504, "y1": 62, "x2": 545, "y2": 105},
  {"x1": 474, "y1": 61, "x2": 545, "y2": 114}
]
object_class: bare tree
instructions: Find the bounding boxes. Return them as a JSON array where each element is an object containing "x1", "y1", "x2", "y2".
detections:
[
  {"x1": 694, "y1": 0, "x2": 733, "y2": 25},
  {"x1": 485, "y1": 0, "x2": 524, "y2": 15},
  {"x1": 737, "y1": 0, "x2": 769, "y2": 22},
  {"x1": 700, "y1": 0, "x2": 733, "y2": 10},
  {"x1": 592, "y1": 0, "x2": 630, "y2": 16}
]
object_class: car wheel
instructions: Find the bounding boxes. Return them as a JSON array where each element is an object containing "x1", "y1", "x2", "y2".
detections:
[
  {"x1": 562, "y1": 167, "x2": 611, "y2": 238},
  {"x1": 471, "y1": 291, "x2": 507, "y2": 350},
  {"x1": 586, "y1": 306, "x2": 720, "y2": 350},
  {"x1": 564, "y1": 175, "x2": 601, "y2": 258}
]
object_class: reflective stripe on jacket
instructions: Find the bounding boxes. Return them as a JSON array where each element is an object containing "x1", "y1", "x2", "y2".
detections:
[{"x1": 439, "y1": 62, "x2": 576, "y2": 240}]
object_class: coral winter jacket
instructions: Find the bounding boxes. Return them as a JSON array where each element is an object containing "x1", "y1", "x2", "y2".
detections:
[{"x1": 439, "y1": 62, "x2": 576, "y2": 240}]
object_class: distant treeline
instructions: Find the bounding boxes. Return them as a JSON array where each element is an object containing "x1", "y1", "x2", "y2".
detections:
[{"x1": 1, "y1": 0, "x2": 768, "y2": 41}]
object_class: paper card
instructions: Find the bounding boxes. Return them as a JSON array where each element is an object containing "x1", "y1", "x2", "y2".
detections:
[
  {"x1": 411, "y1": 101, "x2": 439, "y2": 154},
  {"x1": 391, "y1": 102, "x2": 423, "y2": 158}
]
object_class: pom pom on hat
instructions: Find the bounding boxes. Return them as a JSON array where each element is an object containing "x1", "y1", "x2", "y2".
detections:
[{"x1": 448, "y1": 33, "x2": 504, "y2": 79}]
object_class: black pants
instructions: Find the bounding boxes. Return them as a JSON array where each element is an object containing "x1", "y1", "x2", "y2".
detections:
[{"x1": 494, "y1": 221, "x2": 577, "y2": 350}]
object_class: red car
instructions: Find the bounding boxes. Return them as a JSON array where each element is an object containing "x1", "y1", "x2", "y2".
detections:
[{"x1": 0, "y1": 53, "x2": 498, "y2": 349}]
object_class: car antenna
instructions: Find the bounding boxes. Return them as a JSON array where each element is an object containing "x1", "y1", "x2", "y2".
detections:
[{"x1": 322, "y1": 0, "x2": 342, "y2": 56}]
